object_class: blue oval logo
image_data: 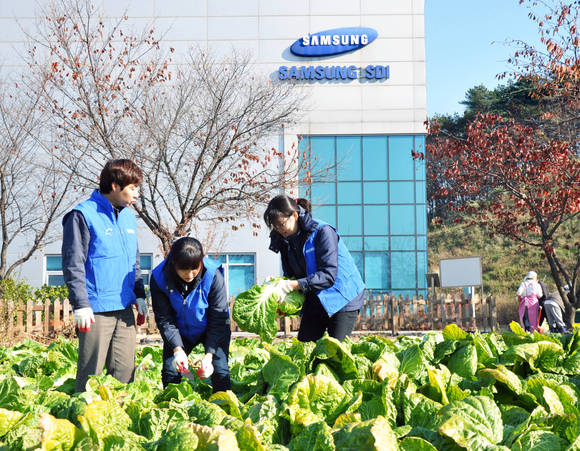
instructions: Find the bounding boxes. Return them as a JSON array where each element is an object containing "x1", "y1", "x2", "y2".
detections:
[{"x1": 290, "y1": 27, "x2": 378, "y2": 57}]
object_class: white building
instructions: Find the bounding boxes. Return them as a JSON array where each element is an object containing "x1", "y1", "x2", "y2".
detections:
[{"x1": 2, "y1": 0, "x2": 427, "y2": 299}]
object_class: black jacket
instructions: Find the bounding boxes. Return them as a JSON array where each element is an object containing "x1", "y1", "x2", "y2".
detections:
[
  {"x1": 268, "y1": 207, "x2": 363, "y2": 312},
  {"x1": 150, "y1": 263, "x2": 230, "y2": 355}
]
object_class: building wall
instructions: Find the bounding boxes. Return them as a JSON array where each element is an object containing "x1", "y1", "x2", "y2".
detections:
[{"x1": 1, "y1": 0, "x2": 426, "y2": 297}]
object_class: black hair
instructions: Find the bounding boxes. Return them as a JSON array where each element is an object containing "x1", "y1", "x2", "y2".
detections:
[
  {"x1": 263, "y1": 194, "x2": 311, "y2": 229},
  {"x1": 166, "y1": 237, "x2": 204, "y2": 270},
  {"x1": 99, "y1": 159, "x2": 143, "y2": 194}
]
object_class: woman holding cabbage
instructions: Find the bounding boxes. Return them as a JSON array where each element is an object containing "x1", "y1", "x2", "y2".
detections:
[
  {"x1": 264, "y1": 195, "x2": 365, "y2": 342},
  {"x1": 150, "y1": 237, "x2": 231, "y2": 391}
]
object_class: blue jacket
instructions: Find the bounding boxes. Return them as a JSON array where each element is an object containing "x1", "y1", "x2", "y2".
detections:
[
  {"x1": 269, "y1": 208, "x2": 365, "y2": 316},
  {"x1": 304, "y1": 220, "x2": 365, "y2": 315},
  {"x1": 63, "y1": 190, "x2": 139, "y2": 313},
  {"x1": 151, "y1": 257, "x2": 226, "y2": 346}
]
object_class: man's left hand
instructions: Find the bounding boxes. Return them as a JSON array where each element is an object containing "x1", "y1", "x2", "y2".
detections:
[{"x1": 136, "y1": 298, "x2": 149, "y2": 325}]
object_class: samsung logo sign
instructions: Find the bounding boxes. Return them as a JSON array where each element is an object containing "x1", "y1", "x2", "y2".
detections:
[
  {"x1": 279, "y1": 65, "x2": 389, "y2": 81},
  {"x1": 290, "y1": 27, "x2": 378, "y2": 57}
]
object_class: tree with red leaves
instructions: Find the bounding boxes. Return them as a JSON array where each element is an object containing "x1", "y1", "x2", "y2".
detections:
[
  {"x1": 424, "y1": 114, "x2": 579, "y2": 324},
  {"x1": 424, "y1": 1, "x2": 580, "y2": 325}
]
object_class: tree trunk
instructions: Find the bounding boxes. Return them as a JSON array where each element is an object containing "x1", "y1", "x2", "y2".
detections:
[{"x1": 563, "y1": 302, "x2": 576, "y2": 329}]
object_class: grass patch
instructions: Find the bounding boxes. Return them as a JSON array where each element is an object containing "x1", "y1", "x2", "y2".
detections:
[{"x1": 428, "y1": 220, "x2": 577, "y2": 326}]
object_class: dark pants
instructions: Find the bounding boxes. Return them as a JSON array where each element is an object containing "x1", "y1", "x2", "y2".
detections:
[
  {"x1": 297, "y1": 296, "x2": 359, "y2": 342},
  {"x1": 543, "y1": 300, "x2": 567, "y2": 333},
  {"x1": 75, "y1": 306, "x2": 136, "y2": 392},
  {"x1": 161, "y1": 331, "x2": 231, "y2": 392}
]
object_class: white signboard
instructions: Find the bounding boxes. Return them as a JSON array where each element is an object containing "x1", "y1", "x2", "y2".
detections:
[{"x1": 439, "y1": 257, "x2": 482, "y2": 288}]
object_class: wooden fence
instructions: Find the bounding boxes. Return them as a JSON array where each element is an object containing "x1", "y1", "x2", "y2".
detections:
[
  {"x1": 0, "y1": 293, "x2": 497, "y2": 339},
  {"x1": 355, "y1": 293, "x2": 497, "y2": 335}
]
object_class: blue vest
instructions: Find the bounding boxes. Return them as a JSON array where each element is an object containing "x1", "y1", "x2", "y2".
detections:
[
  {"x1": 71, "y1": 190, "x2": 138, "y2": 312},
  {"x1": 304, "y1": 220, "x2": 365, "y2": 316},
  {"x1": 151, "y1": 257, "x2": 223, "y2": 342}
]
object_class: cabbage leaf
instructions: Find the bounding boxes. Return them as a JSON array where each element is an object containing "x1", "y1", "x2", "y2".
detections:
[{"x1": 233, "y1": 278, "x2": 305, "y2": 342}]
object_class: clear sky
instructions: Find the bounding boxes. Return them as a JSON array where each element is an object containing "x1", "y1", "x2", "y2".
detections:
[{"x1": 425, "y1": 0, "x2": 543, "y2": 117}]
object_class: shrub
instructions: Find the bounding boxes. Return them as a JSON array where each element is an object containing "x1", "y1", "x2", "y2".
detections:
[{"x1": 0, "y1": 278, "x2": 68, "y2": 305}]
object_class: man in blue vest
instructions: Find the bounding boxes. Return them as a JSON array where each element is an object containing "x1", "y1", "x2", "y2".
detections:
[
  {"x1": 150, "y1": 237, "x2": 231, "y2": 391},
  {"x1": 62, "y1": 159, "x2": 148, "y2": 392}
]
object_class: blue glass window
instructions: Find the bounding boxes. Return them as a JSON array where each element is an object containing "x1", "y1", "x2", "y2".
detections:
[
  {"x1": 48, "y1": 275, "x2": 65, "y2": 286},
  {"x1": 416, "y1": 181, "x2": 426, "y2": 204},
  {"x1": 364, "y1": 252, "x2": 389, "y2": 289},
  {"x1": 417, "y1": 252, "x2": 428, "y2": 289},
  {"x1": 337, "y1": 136, "x2": 361, "y2": 181},
  {"x1": 141, "y1": 274, "x2": 150, "y2": 286},
  {"x1": 364, "y1": 205, "x2": 388, "y2": 235},
  {"x1": 416, "y1": 205, "x2": 427, "y2": 235},
  {"x1": 311, "y1": 182, "x2": 336, "y2": 204},
  {"x1": 310, "y1": 136, "x2": 336, "y2": 178},
  {"x1": 46, "y1": 255, "x2": 62, "y2": 271},
  {"x1": 364, "y1": 236, "x2": 388, "y2": 251},
  {"x1": 417, "y1": 236, "x2": 427, "y2": 251},
  {"x1": 337, "y1": 182, "x2": 361, "y2": 204},
  {"x1": 389, "y1": 136, "x2": 414, "y2": 180},
  {"x1": 313, "y1": 205, "x2": 336, "y2": 227},
  {"x1": 229, "y1": 254, "x2": 254, "y2": 264},
  {"x1": 390, "y1": 205, "x2": 415, "y2": 235},
  {"x1": 300, "y1": 134, "x2": 428, "y2": 293},
  {"x1": 211, "y1": 254, "x2": 227, "y2": 264},
  {"x1": 391, "y1": 252, "x2": 416, "y2": 289},
  {"x1": 229, "y1": 266, "x2": 255, "y2": 298},
  {"x1": 212, "y1": 254, "x2": 255, "y2": 298},
  {"x1": 140, "y1": 254, "x2": 152, "y2": 270},
  {"x1": 391, "y1": 236, "x2": 415, "y2": 251},
  {"x1": 414, "y1": 136, "x2": 426, "y2": 181},
  {"x1": 363, "y1": 182, "x2": 388, "y2": 204},
  {"x1": 390, "y1": 181, "x2": 415, "y2": 204},
  {"x1": 363, "y1": 136, "x2": 387, "y2": 180},
  {"x1": 342, "y1": 236, "x2": 363, "y2": 251},
  {"x1": 338, "y1": 206, "x2": 362, "y2": 235}
]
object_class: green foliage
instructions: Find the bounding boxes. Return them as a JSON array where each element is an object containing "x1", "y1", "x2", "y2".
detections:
[
  {"x1": 428, "y1": 218, "x2": 578, "y2": 324},
  {"x1": 0, "y1": 278, "x2": 33, "y2": 304},
  {"x1": 34, "y1": 284, "x2": 69, "y2": 302},
  {"x1": 2, "y1": 327, "x2": 580, "y2": 448},
  {"x1": 0, "y1": 278, "x2": 68, "y2": 305}
]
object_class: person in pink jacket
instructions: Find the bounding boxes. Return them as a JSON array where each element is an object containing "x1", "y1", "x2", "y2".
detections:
[{"x1": 517, "y1": 271, "x2": 543, "y2": 332}]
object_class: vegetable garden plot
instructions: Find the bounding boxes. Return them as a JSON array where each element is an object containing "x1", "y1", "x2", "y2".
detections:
[{"x1": 1, "y1": 323, "x2": 580, "y2": 450}]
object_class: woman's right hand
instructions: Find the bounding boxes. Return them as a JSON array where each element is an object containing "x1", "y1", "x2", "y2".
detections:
[
  {"x1": 276, "y1": 279, "x2": 300, "y2": 296},
  {"x1": 172, "y1": 347, "x2": 189, "y2": 372}
]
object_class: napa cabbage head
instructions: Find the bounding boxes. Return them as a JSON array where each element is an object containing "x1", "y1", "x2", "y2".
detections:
[{"x1": 233, "y1": 278, "x2": 304, "y2": 342}]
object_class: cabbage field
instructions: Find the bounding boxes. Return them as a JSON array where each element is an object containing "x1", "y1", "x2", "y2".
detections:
[{"x1": 1, "y1": 323, "x2": 580, "y2": 450}]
